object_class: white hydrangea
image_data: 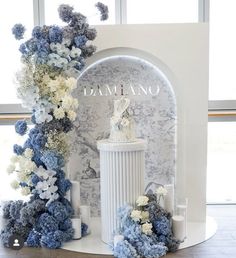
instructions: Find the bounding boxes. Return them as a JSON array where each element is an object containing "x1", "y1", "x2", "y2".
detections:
[
  {"x1": 61, "y1": 95, "x2": 74, "y2": 110},
  {"x1": 10, "y1": 180, "x2": 19, "y2": 189},
  {"x1": 19, "y1": 158, "x2": 36, "y2": 173},
  {"x1": 130, "y1": 210, "x2": 142, "y2": 222},
  {"x1": 57, "y1": 45, "x2": 70, "y2": 57},
  {"x1": 10, "y1": 155, "x2": 19, "y2": 164},
  {"x1": 48, "y1": 79, "x2": 59, "y2": 92},
  {"x1": 141, "y1": 222, "x2": 153, "y2": 235},
  {"x1": 53, "y1": 107, "x2": 65, "y2": 119},
  {"x1": 7, "y1": 164, "x2": 16, "y2": 174},
  {"x1": 66, "y1": 77, "x2": 77, "y2": 91},
  {"x1": 24, "y1": 148, "x2": 34, "y2": 159},
  {"x1": 70, "y1": 46, "x2": 81, "y2": 58},
  {"x1": 136, "y1": 196, "x2": 149, "y2": 207},
  {"x1": 21, "y1": 187, "x2": 31, "y2": 196},
  {"x1": 35, "y1": 166, "x2": 56, "y2": 180},
  {"x1": 67, "y1": 110, "x2": 77, "y2": 121},
  {"x1": 17, "y1": 172, "x2": 29, "y2": 182},
  {"x1": 156, "y1": 186, "x2": 168, "y2": 196}
]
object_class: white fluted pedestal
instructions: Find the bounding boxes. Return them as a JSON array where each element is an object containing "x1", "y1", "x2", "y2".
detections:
[{"x1": 97, "y1": 139, "x2": 146, "y2": 244}]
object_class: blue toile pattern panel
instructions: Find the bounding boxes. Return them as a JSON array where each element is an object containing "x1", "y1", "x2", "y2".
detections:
[{"x1": 69, "y1": 55, "x2": 176, "y2": 216}]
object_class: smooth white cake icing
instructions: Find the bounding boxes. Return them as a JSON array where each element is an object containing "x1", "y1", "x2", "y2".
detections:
[{"x1": 109, "y1": 97, "x2": 136, "y2": 143}]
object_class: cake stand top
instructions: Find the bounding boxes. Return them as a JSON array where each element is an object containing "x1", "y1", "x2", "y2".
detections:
[{"x1": 97, "y1": 139, "x2": 147, "y2": 152}]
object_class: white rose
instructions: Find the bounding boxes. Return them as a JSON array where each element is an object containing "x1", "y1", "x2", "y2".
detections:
[
  {"x1": 7, "y1": 164, "x2": 16, "y2": 174},
  {"x1": 130, "y1": 210, "x2": 142, "y2": 222},
  {"x1": 53, "y1": 107, "x2": 65, "y2": 119},
  {"x1": 10, "y1": 180, "x2": 19, "y2": 189},
  {"x1": 136, "y1": 196, "x2": 149, "y2": 207},
  {"x1": 67, "y1": 110, "x2": 77, "y2": 121},
  {"x1": 141, "y1": 211, "x2": 149, "y2": 222},
  {"x1": 156, "y1": 186, "x2": 168, "y2": 196},
  {"x1": 24, "y1": 148, "x2": 34, "y2": 159},
  {"x1": 21, "y1": 187, "x2": 31, "y2": 196},
  {"x1": 141, "y1": 222, "x2": 153, "y2": 235}
]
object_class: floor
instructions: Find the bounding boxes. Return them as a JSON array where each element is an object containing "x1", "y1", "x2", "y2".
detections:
[{"x1": 1, "y1": 205, "x2": 236, "y2": 258}]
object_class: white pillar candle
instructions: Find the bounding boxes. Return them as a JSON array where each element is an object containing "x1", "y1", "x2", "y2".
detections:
[
  {"x1": 172, "y1": 215, "x2": 185, "y2": 241},
  {"x1": 177, "y1": 204, "x2": 187, "y2": 239},
  {"x1": 71, "y1": 216, "x2": 82, "y2": 239},
  {"x1": 114, "y1": 235, "x2": 124, "y2": 248},
  {"x1": 80, "y1": 205, "x2": 91, "y2": 233},
  {"x1": 70, "y1": 181, "x2": 80, "y2": 216},
  {"x1": 164, "y1": 184, "x2": 174, "y2": 214}
]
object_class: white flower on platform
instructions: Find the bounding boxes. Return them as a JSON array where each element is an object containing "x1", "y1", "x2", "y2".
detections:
[
  {"x1": 24, "y1": 148, "x2": 34, "y2": 159},
  {"x1": 131, "y1": 210, "x2": 142, "y2": 222},
  {"x1": 21, "y1": 187, "x2": 31, "y2": 196},
  {"x1": 70, "y1": 46, "x2": 81, "y2": 58},
  {"x1": 67, "y1": 110, "x2": 77, "y2": 121},
  {"x1": 35, "y1": 166, "x2": 56, "y2": 180},
  {"x1": 141, "y1": 211, "x2": 149, "y2": 222},
  {"x1": 156, "y1": 186, "x2": 168, "y2": 196},
  {"x1": 7, "y1": 164, "x2": 16, "y2": 174},
  {"x1": 53, "y1": 107, "x2": 65, "y2": 119},
  {"x1": 10, "y1": 180, "x2": 19, "y2": 189},
  {"x1": 141, "y1": 222, "x2": 153, "y2": 235},
  {"x1": 10, "y1": 155, "x2": 19, "y2": 164},
  {"x1": 136, "y1": 196, "x2": 149, "y2": 207},
  {"x1": 17, "y1": 172, "x2": 29, "y2": 182},
  {"x1": 66, "y1": 77, "x2": 77, "y2": 91}
]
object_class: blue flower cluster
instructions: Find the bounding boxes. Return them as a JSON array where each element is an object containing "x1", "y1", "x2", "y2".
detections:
[
  {"x1": 113, "y1": 195, "x2": 181, "y2": 258},
  {"x1": 15, "y1": 120, "x2": 27, "y2": 135},
  {"x1": 2, "y1": 2, "x2": 108, "y2": 250},
  {"x1": 95, "y1": 2, "x2": 109, "y2": 21}
]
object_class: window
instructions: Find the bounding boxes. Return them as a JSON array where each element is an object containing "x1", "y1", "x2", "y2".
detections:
[
  {"x1": 127, "y1": 0, "x2": 199, "y2": 24},
  {"x1": 0, "y1": 0, "x2": 34, "y2": 104}
]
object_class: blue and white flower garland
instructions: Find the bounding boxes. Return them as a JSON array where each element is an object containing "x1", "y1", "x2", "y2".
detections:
[{"x1": 1, "y1": 3, "x2": 108, "y2": 249}]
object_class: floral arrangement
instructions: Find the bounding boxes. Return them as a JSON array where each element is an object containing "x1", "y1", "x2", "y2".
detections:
[
  {"x1": 1, "y1": 3, "x2": 108, "y2": 249},
  {"x1": 113, "y1": 194, "x2": 180, "y2": 258}
]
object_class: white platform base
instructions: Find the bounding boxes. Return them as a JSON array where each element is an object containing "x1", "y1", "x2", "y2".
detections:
[{"x1": 61, "y1": 216, "x2": 217, "y2": 255}]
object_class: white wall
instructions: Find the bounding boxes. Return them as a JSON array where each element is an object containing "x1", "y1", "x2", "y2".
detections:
[{"x1": 89, "y1": 24, "x2": 209, "y2": 222}]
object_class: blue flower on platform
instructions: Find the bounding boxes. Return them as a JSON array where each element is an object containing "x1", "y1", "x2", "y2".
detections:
[
  {"x1": 113, "y1": 240, "x2": 138, "y2": 258},
  {"x1": 41, "y1": 151, "x2": 64, "y2": 170},
  {"x1": 26, "y1": 230, "x2": 41, "y2": 247},
  {"x1": 81, "y1": 222, "x2": 88, "y2": 237},
  {"x1": 74, "y1": 35, "x2": 88, "y2": 48},
  {"x1": 12, "y1": 23, "x2": 25, "y2": 40},
  {"x1": 39, "y1": 213, "x2": 58, "y2": 233},
  {"x1": 56, "y1": 178, "x2": 72, "y2": 196},
  {"x1": 32, "y1": 26, "x2": 43, "y2": 39},
  {"x1": 153, "y1": 216, "x2": 171, "y2": 236},
  {"x1": 48, "y1": 201, "x2": 69, "y2": 222},
  {"x1": 15, "y1": 120, "x2": 27, "y2": 135},
  {"x1": 49, "y1": 26, "x2": 63, "y2": 43},
  {"x1": 58, "y1": 4, "x2": 74, "y2": 23},
  {"x1": 30, "y1": 132, "x2": 47, "y2": 150},
  {"x1": 40, "y1": 232, "x2": 61, "y2": 249}
]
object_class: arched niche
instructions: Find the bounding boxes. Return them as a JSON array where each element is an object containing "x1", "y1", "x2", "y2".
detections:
[{"x1": 69, "y1": 48, "x2": 177, "y2": 216}]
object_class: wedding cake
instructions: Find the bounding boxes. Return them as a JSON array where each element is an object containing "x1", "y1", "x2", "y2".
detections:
[
  {"x1": 97, "y1": 96, "x2": 146, "y2": 243},
  {"x1": 109, "y1": 97, "x2": 136, "y2": 142}
]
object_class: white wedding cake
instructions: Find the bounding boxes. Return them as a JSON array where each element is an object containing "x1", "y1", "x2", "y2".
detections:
[{"x1": 109, "y1": 97, "x2": 136, "y2": 142}]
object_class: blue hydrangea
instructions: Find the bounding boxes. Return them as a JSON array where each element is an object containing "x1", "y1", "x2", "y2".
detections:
[
  {"x1": 26, "y1": 230, "x2": 41, "y2": 247},
  {"x1": 74, "y1": 35, "x2": 88, "y2": 48},
  {"x1": 13, "y1": 144, "x2": 24, "y2": 155},
  {"x1": 81, "y1": 222, "x2": 88, "y2": 237},
  {"x1": 48, "y1": 201, "x2": 69, "y2": 222},
  {"x1": 56, "y1": 178, "x2": 72, "y2": 196},
  {"x1": 59, "y1": 218, "x2": 72, "y2": 231},
  {"x1": 9, "y1": 200, "x2": 25, "y2": 220},
  {"x1": 63, "y1": 227, "x2": 74, "y2": 242},
  {"x1": 15, "y1": 120, "x2": 27, "y2": 135},
  {"x1": 113, "y1": 240, "x2": 138, "y2": 258},
  {"x1": 58, "y1": 4, "x2": 74, "y2": 23},
  {"x1": 41, "y1": 151, "x2": 65, "y2": 170},
  {"x1": 85, "y1": 28, "x2": 97, "y2": 40},
  {"x1": 38, "y1": 213, "x2": 58, "y2": 233},
  {"x1": 30, "y1": 132, "x2": 47, "y2": 150},
  {"x1": 32, "y1": 26, "x2": 43, "y2": 39},
  {"x1": 153, "y1": 216, "x2": 171, "y2": 236},
  {"x1": 60, "y1": 197, "x2": 74, "y2": 217},
  {"x1": 49, "y1": 26, "x2": 63, "y2": 43},
  {"x1": 40, "y1": 233, "x2": 61, "y2": 249},
  {"x1": 95, "y1": 2, "x2": 109, "y2": 21},
  {"x1": 12, "y1": 23, "x2": 25, "y2": 40}
]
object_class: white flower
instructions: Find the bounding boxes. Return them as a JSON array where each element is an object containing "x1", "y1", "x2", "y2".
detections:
[
  {"x1": 17, "y1": 172, "x2": 29, "y2": 182},
  {"x1": 57, "y1": 45, "x2": 70, "y2": 57},
  {"x1": 53, "y1": 107, "x2": 65, "y2": 119},
  {"x1": 19, "y1": 159, "x2": 36, "y2": 173},
  {"x1": 141, "y1": 211, "x2": 149, "y2": 222},
  {"x1": 21, "y1": 187, "x2": 31, "y2": 196},
  {"x1": 67, "y1": 110, "x2": 77, "y2": 121},
  {"x1": 24, "y1": 148, "x2": 34, "y2": 159},
  {"x1": 156, "y1": 186, "x2": 168, "y2": 196},
  {"x1": 130, "y1": 210, "x2": 142, "y2": 222},
  {"x1": 70, "y1": 46, "x2": 81, "y2": 58},
  {"x1": 136, "y1": 196, "x2": 149, "y2": 207},
  {"x1": 35, "y1": 166, "x2": 56, "y2": 180},
  {"x1": 55, "y1": 57, "x2": 68, "y2": 68},
  {"x1": 50, "y1": 43, "x2": 60, "y2": 52},
  {"x1": 141, "y1": 222, "x2": 153, "y2": 235},
  {"x1": 10, "y1": 155, "x2": 19, "y2": 164},
  {"x1": 61, "y1": 95, "x2": 74, "y2": 110},
  {"x1": 10, "y1": 180, "x2": 19, "y2": 189},
  {"x1": 62, "y1": 38, "x2": 71, "y2": 47},
  {"x1": 48, "y1": 80, "x2": 59, "y2": 92},
  {"x1": 66, "y1": 77, "x2": 77, "y2": 91},
  {"x1": 7, "y1": 164, "x2": 16, "y2": 174}
]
